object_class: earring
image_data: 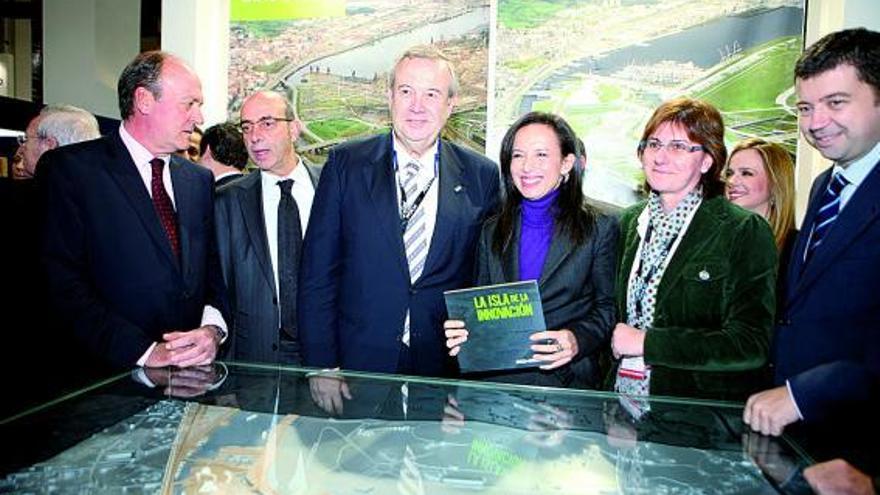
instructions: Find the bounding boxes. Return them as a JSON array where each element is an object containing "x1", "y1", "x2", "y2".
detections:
[{"x1": 561, "y1": 172, "x2": 570, "y2": 184}]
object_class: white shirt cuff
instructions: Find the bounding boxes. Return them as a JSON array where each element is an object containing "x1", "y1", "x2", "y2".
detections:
[
  {"x1": 201, "y1": 305, "x2": 228, "y2": 344},
  {"x1": 785, "y1": 379, "x2": 804, "y2": 420},
  {"x1": 136, "y1": 342, "x2": 158, "y2": 367}
]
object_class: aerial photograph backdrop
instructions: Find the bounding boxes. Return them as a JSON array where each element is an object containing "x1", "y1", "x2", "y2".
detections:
[{"x1": 228, "y1": 0, "x2": 804, "y2": 207}]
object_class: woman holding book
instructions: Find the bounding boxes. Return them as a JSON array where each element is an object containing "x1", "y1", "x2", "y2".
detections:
[
  {"x1": 608, "y1": 98, "x2": 777, "y2": 404},
  {"x1": 444, "y1": 111, "x2": 617, "y2": 388}
]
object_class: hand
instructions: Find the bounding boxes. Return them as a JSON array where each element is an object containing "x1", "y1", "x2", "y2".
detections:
[
  {"x1": 444, "y1": 320, "x2": 469, "y2": 357},
  {"x1": 531, "y1": 329, "x2": 578, "y2": 370},
  {"x1": 309, "y1": 374, "x2": 351, "y2": 416},
  {"x1": 611, "y1": 323, "x2": 645, "y2": 359},
  {"x1": 143, "y1": 364, "x2": 221, "y2": 398},
  {"x1": 743, "y1": 386, "x2": 800, "y2": 436},
  {"x1": 524, "y1": 403, "x2": 572, "y2": 448},
  {"x1": 603, "y1": 404, "x2": 638, "y2": 449},
  {"x1": 441, "y1": 394, "x2": 465, "y2": 434},
  {"x1": 804, "y1": 459, "x2": 875, "y2": 495},
  {"x1": 160, "y1": 326, "x2": 221, "y2": 368}
]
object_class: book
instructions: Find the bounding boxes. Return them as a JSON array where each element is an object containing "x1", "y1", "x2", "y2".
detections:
[{"x1": 443, "y1": 280, "x2": 546, "y2": 373}]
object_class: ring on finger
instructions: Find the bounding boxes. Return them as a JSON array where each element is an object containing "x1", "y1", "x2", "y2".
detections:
[{"x1": 556, "y1": 343, "x2": 563, "y2": 352}]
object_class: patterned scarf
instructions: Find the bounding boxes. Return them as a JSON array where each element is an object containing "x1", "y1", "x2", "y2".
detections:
[{"x1": 616, "y1": 188, "x2": 703, "y2": 400}]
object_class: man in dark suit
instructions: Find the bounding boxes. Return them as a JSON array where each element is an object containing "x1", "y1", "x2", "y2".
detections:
[
  {"x1": 298, "y1": 47, "x2": 499, "y2": 379},
  {"x1": 198, "y1": 122, "x2": 248, "y2": 189},
  {"x1": 215, "y1": 91, "x2": 320, "y2": 364},
  {"x1": 39, "y1": 51, "x2": 228, "y2": 370},
  {"x1": 744, "y1": 29, "x2": 880, "y2": 441}
]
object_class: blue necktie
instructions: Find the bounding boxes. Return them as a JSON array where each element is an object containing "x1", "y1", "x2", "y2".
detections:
[{"x1": 805, "y1": 172, "x2": 849, "y2": 262}]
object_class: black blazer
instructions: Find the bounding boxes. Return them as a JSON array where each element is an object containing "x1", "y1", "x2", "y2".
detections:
[
  {"x1": 39, "y1": 131, "x2": 227, "y2": 368},
  {"x1": 470, "y1": 210, "x2": 618, "y2": 388},
  {"x1": 298, "y1": 133, "x2": 500, "y2": 376},
  {"x1": 214, "y1": 164, "x2": 321, "y2": 364}
]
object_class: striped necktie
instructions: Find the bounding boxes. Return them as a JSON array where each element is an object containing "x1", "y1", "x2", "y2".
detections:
[
  {"x1": 402, "y1": 160, "x2": 428, "y2": 282},
  {"x1": 805, "y1": 172, "x2": 849, "y2": 262}
]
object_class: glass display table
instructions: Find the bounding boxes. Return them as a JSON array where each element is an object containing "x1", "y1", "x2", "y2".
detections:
[{"x1": 0, "y1": 362, "x2": 816, "y2": 494}]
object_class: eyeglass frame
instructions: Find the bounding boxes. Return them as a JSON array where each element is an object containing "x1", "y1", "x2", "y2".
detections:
[
  {"x1": 16, "y1": 133, "x2": 41, "y2": 146},
  {"x1": 638, "y1": 138, "x2": 705, "y2": 155},
  {"x1": 238, "y1": 116, "x2": 293, "y2": 134}
]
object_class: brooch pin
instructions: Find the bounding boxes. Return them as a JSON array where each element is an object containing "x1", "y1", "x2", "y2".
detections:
[{"x1": 698, "y1": 269, "x2": 710, "y2": 281}]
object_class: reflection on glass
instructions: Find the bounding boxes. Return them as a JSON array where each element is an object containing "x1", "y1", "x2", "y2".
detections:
[{"x1": 0, "y1": 363, "x2": 811, "y2": 494}]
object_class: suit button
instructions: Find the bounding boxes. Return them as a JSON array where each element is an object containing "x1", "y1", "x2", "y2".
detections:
[
  {"x1": 272, "y1": 343, "x2": 278, "y2": 351},
  {"x1": 272, "y1": 296, "x2": 278, "y2": 305},
  {"x1": 409, "y1": 288, "x2": 417, "y2": 295}
]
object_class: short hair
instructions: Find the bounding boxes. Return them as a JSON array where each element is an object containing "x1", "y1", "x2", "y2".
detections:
[
  {"x1": 201, "y1": 123, "x2": 248, "y2": 170},
  {"x1": 118, "y1": 51, "x2": 168, "y2": 120},
  {"x1": 726, "y1": 138, "x2": 796, "y2": 250},
  {"x1": 795, "y1": 28, "x2": 880, "y2": 99},
  {"x1": 37, "y1": 104, "x2": 101, "y2": 145},
  {"x1": 493, "y1": 111, "x2": 595, "y2": 255},
  {"x1": 638, "y1": 97, "x2": 727, "y2": 198},
  {"x1": 388, "y1": 46, "x2": 459, "y2": 98}
]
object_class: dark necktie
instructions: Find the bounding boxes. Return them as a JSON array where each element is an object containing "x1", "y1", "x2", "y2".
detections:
[
  {"x1": 149, "y1": 158, "x2": 180, "y2": 258},
  {"x1": 805, "y1": 172, "x2": 849, "y2": 262},
  {"x1": 277, "y1": 179, "x2": 302, "y2": 340}
]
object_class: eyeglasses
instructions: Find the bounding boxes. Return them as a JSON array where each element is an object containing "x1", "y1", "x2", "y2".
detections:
[
  {"x1": 638, "y1": 139, "x2": 705, "y2": 155},
  {"x1": 239, "y1": 117, "x2": 293, "y2": 134}
]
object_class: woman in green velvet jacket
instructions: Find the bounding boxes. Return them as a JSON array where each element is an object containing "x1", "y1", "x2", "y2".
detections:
[{"x1": 608, "y1": 98, "x2": 777, "y2": 405}]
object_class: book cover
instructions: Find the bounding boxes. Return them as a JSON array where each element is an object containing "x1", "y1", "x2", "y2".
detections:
[{"x1": 444, "y1": 280, "x2": 546, "y2": 373}]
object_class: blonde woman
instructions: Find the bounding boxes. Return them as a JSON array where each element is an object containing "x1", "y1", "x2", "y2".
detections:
[{"x1": 725, "y1": 138, "x2": 796, "y2": 251}]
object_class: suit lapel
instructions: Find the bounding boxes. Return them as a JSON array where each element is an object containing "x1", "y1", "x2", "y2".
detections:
[
  {"x1": 169, "y1": 156, "x2": 193, "y2": 273},
  {"x1": 539, "y1": 224, "x2": 574, "y2": 287},
  {"x1": 363, "y1": 134, "x2": 409, "y2": 279},
  {"x1": 501, "y1": 218, "x2": 520, "y2": 283},
  {"x1": 786, "y1": 169, "x2": 831, "y2": 292},
  {"x1": 104, "y1": 133, "x2": 180, "y2": 270},
  {"x1": 240, "y1": 172, "x2": 276, "y2": 293},
  {"x1": 793, "y1": 163, "x2": 880, "y2": 299},
  {"x1": 657, "y1": 198, "x2": 719, "y2": 294},
  {"x1": 421, "y1": 140, "x2": 463, "y2": 281}
]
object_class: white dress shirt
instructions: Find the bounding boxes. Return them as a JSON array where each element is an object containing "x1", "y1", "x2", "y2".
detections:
[{"x1": 260, "y1": 157, "x2": 315, "y2": 298}]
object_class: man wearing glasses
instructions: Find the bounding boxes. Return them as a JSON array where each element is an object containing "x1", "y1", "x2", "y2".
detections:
[
  {"x1": 16, "y1": 104, "x2": 100, "y2": 179},
  {"x1": 214, "y1": 90, "x2": 321, "y2": 364}
]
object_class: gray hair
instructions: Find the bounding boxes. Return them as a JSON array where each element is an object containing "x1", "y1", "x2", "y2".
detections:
[
  {"x1": 388, "y1": 46, "x2": 459, "y2": 98},
  {"x1": 37, "y1": 104, "x2": 101, "y2": 146}
]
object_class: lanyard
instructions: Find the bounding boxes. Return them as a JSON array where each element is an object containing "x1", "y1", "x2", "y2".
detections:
[{"x1": 393, "y1": 142, "x2": 440, "y2": 232}]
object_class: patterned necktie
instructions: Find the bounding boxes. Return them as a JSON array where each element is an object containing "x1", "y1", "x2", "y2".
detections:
[
  {"x1": 149, "y1": 158, "x2": 180, "y2": 258},
  {"x1": 402, "y1": 161, "x2": 428, "y2": 282},
  {"x1": 805, "y1": 172, "x2": 849, "y2": 262},
  {"x1": 277, "y1": 179, "x2": 303, "y2": 339}
]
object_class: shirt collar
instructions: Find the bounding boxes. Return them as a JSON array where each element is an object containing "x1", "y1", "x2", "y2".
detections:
[
  {"x1": 835, "y1": 141, "x2": 880, "y2": 188},
  {"x1": 260, "y1": 156, "x2": 309, "y2": 191},
  {"x1": 392, "y1": 135, "x2": 439, "y2": 172},
  {"x1": 119, "y1": 122, "x2": 166, "y2": 166}
]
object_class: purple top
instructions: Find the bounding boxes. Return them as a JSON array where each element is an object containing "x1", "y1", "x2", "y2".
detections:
[{"x1": 518, "y1": 188, "x2": 559, "y2": 282}]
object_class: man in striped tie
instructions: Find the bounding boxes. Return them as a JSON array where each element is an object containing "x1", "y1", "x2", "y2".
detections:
[
  {"x1": 744, "y1": 29, "x2": 880, "y2": 482},
  {"x1": 299, "y1": 46, "x2": 500, "y2": 394}
]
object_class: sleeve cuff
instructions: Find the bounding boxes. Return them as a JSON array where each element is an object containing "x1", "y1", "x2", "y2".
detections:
[
  {"x1": 202, "y1": 305, "x2": 228, "y2": 344},
  {"x1": 136, "y1": 342, "x2": 158, "y2": 367},
  {"x1": 785, "y1": 379, "x2": 804, "y2": 421}
]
